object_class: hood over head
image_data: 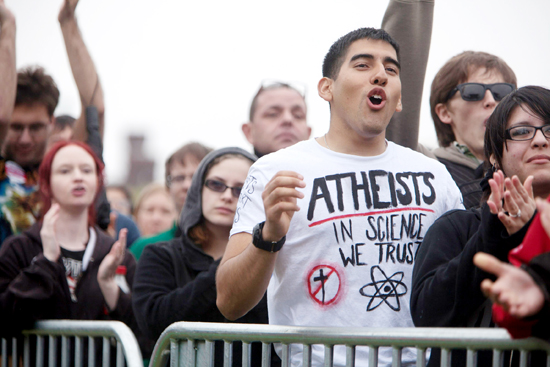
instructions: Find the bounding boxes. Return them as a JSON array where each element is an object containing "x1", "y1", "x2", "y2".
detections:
[{"x1": 179, "y1": 147, "x2": 257, "y2": 237}]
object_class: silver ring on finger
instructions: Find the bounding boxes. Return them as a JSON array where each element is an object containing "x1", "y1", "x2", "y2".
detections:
[{"x1": 509, "y1": 209, "x2": 522, "y2": 218}]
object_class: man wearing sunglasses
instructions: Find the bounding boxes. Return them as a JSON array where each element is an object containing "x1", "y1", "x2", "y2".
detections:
[{"x1": 431, "y1": 51, "x2": 517, "y2": 209}]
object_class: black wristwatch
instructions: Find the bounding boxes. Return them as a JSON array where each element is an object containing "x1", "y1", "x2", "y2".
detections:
[{"x1": 252, "y1": 221, "x2": 285, "y2": 253}]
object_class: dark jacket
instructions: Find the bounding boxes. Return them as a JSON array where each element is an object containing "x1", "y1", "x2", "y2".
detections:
[
  {"x1": 0, "y1": 222, "x2": 136, "y2": 333},
  {"x1": 411, "y1": 205, "x2": 537, "y2": 366},
  {"x1": 433, "y1": 145, "x2": 484, "y2": 209},
  {"x1": 132, "y1": 147, "x2": 278, "y2": 366}
]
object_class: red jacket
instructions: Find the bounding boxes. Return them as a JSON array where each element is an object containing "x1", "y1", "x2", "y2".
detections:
[{"x1": 493, "y1": 197, "x2": 550, "y2": 338}]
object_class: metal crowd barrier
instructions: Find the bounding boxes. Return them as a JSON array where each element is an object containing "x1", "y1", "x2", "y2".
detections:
[
  {"x1": 1, "y1": 320, "x2": 143, "y2": 367},
  {"x1": 149, "y1": 322, "x2": 550, "y2": 367}
]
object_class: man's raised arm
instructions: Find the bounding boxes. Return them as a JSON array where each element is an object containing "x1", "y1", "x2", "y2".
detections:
[
  {"x1": 216, "y1": 171, "x2": 305, "y2": 320},
  {"x1": 0, "y1": 0, "x2": 16, "y2": 147},
  {"x1": 58, "y1": 0, "x2": 105, "y2": 142},
  {"x1": 383, "y1": 0, "x2": 434, "y2": 151}
]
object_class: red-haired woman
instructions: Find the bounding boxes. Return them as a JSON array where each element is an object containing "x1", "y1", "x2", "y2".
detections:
[{"x1": 0, "y1": 140, "x2": 136, "y2": 333}]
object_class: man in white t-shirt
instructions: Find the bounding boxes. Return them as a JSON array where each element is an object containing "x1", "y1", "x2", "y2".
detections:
[{"x1": 217, "y1": 27, "x2": 463, "y2": 367}]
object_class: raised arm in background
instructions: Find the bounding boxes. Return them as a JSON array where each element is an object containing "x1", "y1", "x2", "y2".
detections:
[
  {"x1": 58, "y1": 0, "x2": 105, "y2": 142},
  {"x1": 0, "y1": 0, "x2": 16, "y2": 147},
  {"x1": 383, "y1": 0, "x2": 434, "y2": 151}
]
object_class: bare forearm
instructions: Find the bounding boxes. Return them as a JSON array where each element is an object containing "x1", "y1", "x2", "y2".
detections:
[
  {"x1": 0, "y1": 15, "x2": 16, "y2": 143},
  {"x1": 59, "y1": 16, "x2": 104, "y2": 140},
  {"x1": 98, "y1": 278, "x2": 120, "y2": 311},
  {"x1": 216, "y1": 236, "x2": 277, "y2": 320},
  {"x1": 383, "y1": 0, "x2": 434, "y2": 150}
]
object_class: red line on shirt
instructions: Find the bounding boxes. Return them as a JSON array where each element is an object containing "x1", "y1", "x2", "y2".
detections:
[{"x1": 308, "y1": 207, "x2": 435, "y2": 227}]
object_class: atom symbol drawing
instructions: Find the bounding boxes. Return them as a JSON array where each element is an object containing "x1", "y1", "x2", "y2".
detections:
[{"x1": 359, "y1": 265, "x2": 407, "y2": 311}]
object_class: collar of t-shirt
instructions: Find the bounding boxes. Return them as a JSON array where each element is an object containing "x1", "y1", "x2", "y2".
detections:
[{"x1": 59, "y1": 227, "x2": 97, "y2": 271}]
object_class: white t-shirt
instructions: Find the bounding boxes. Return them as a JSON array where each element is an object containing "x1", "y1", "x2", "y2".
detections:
[{"x1": 231, "y1": 139, "x2": 463, "y2": 366}]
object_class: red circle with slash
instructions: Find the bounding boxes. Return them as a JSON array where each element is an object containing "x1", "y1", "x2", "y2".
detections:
[{"x1": 307, "y1": 264, "x2": 342, "y2": 306}]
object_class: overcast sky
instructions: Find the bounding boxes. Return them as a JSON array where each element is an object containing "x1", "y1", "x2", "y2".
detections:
[{"x1": 6, "y1": 0, "x2": 550, "y2": 184}]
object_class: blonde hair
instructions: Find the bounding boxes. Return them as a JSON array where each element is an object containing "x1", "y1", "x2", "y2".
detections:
[{"x1": 134, "y1": 183, "x2": 172, "y2": 217}]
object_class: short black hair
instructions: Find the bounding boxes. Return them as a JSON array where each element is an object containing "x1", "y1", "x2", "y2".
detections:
[
  {"x1": 322, "y1": 27, "x2": 400, "y2": 80},
  {"x1": 485, "y1": 85, "x2": 550, "y2": 174}
]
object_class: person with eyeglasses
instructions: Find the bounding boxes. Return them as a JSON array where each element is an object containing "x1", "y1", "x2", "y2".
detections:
[
  {"x1": 430, "y1": 51, "x2": 517, "y2": 209},
  {"x1": 411, "y1": 86, "x2": 550, "y2": 367},
  {"x1": 164, "y1": 142, "x2": 212, "y2": 215},
  {"x1": 0, "y1": 0, "x2": 109, "y2": 245},
  {"x1": 473, "y1": 196, "x2": 550, "y2": 341},
  {"x1": 132, "y1": 147, "x2": 280, "y2": 366},
  {"x1": 128, "y1": 142, "x2": 211, "y2": 262}
]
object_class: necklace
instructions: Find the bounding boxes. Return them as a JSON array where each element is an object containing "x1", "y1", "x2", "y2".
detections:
[{"x1": 324, "y1": 133, "x2": 331, "y2": 150}]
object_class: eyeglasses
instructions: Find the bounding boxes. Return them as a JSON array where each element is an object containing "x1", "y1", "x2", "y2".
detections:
[
  {"x1": 9, "y1": 122, "x2": 48, "y2": 137},
  {"x1": 204, "y1": 179, "x2": 242, "y2": 198},
  {"x1": 447, "y1": 83, "x2": 515, "y2": 102},
  {"x1": 166, "y1": 175, "x2": 188, "y2": 187},
  {"x1": 506, "y1": 125, "x2": 550, "y2": 141}
]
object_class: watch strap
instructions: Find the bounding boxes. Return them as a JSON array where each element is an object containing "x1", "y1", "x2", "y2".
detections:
[{"x1": 252, "y1": 221, "x2": 285, "y2": 253}]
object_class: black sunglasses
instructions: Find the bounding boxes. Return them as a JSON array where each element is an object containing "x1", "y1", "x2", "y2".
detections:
[
  {"x1": 447, "y1": 83, "x2": 515, "y2": 102},
  {"x1": 204, "y1": 179, "x2": 242, "y2": 198},
  {"x1": 505, "y1": 125, "x2": 550, "y2": 141}
]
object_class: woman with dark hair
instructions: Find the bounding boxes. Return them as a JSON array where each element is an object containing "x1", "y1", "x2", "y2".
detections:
[
  {"x1": 132, "y1": 147, "x2": 278, "y2": 366},
  {"x1": 0, "y1": 140, "x2": 136, "y2": 333},
  {"x1": 411, "y1": 86, "x2": 550, "y2": 366}
]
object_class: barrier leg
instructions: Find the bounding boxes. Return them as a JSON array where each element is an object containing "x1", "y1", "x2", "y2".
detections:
[
  {"x1": 441, "y1": 348, "x2": 451, "y2": 367},
  {"x1": 369, "y1": 346, "x2": 378, "y2": 367},
  {"x1": 261, "y1": 342, "x2": 271, "y2": 367},
  {"x1": 302, "y1": 344, "x2": 311, "y2": 367},
  {"x1": 416, "y1": 347, "x2": 426, "y2": 367},
  {"x1": 75, "y1": 336, "x2": 82, "y2": 367},
  {"x1": 324, "y1": 344, "x2": 333, "y2": 367},
  {"x1": 466, "y1": 348, "x2": 476, "y2": 367},
  {"x1": 281, "y1": 344, "x2": 290, "y2": 367},
  {"x1": 88, "y1": 337, "x2": 95, "y2": 367},
  {"x1": 346, "y1": 345, "x2": 355, "y2": 367},
  {"x1": 223, "y1": 341, "x2": 232, "y2": 367},
  {"x1": 102, "y1": 337, "x2": 110, "y2": 367},
  {"x1": 48, "y1": 336, "x2": 56, "y2": 367},
  {"x1": 36, "y1": 336, "x2": 44, "y2": 367}
]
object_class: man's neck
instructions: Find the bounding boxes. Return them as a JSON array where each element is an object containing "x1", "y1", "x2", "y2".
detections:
[
  {"x1": 253, "y1": 147, "x2": 266, "y2": 159},
  {"x1": 320, "y1": 129, "x2": 388, "y2": 157}
]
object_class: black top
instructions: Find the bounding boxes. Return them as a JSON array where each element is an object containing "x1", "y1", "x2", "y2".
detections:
[
  {"x1": 437, "y1": 158, "x2": 484, "y2": 210},
  {"x1": 0, "y1": 222, "x2": 136, "y2": 333},
  {"x1": 411, "y1": 205, "x2": 536, "y2": 366},
  {"x1": 132, "y1": 147, "x2": 280, "y2": 366}
]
